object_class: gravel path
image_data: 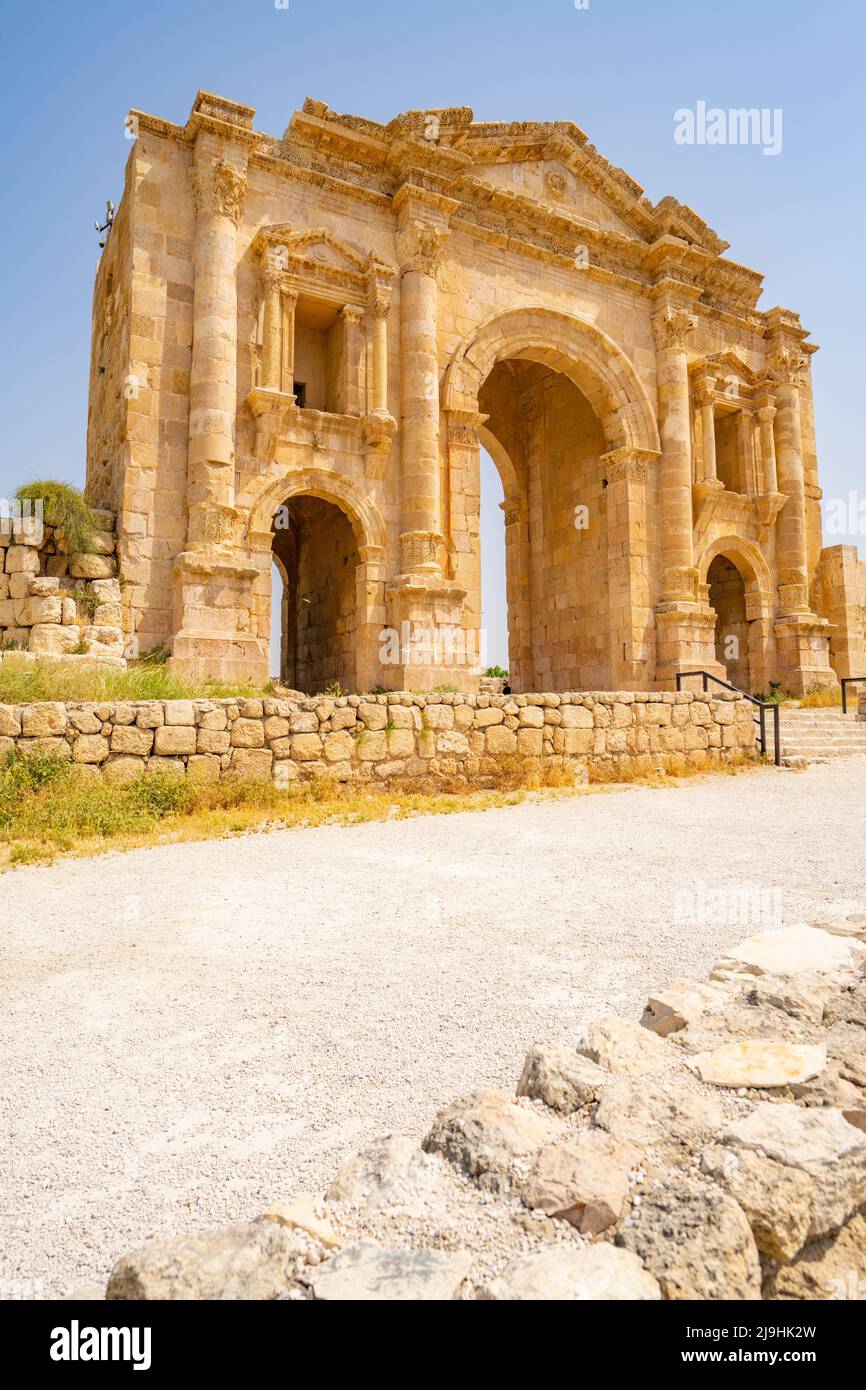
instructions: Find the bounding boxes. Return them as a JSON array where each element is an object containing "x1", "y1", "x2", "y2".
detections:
[{"x1": 2, "y1": 759, "x2": 865, "y2": 1297}]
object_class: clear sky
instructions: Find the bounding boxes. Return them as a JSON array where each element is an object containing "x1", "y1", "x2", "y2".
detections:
[{"x1": 2, "y1": 0, "x2": 863, "y2": 670}]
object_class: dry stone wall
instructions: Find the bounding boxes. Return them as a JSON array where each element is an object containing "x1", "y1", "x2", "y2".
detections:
[
  {"x1": 104, "y1": 910, "x2": 866, "y2": 1301},
  {"x1": 0, "y1": 509, "x2": 124, "y2": 660},
  {"x1": 0, "y1": 689, "x2": 757, "y2": 784}
]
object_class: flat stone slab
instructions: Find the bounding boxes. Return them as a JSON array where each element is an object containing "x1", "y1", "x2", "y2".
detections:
[
  {"x1": 482, "y1": 1243, "x2": 661, "y2": 1301},
  {"x1": 689, "y1": 1040, "x2": 826, "y2": 1088},
  {"x1": 712, "y1": 926, "x2": 866, "y2": 984},
  {"x1": 309, "y1": 1242, "x2": 472, "y2": 1301}
]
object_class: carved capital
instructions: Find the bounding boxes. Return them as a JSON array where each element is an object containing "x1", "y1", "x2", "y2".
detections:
[
  {"x1": 397, "y1": 221, "x2": 449, "y2": 277},
  {"x1": 400, "y1": 530, "x2": 441, "y2": 572},
  {"x1": 368, "y1": 284, "x2": 392, "y2": 318},
  {"x1": 447, "y1": 409, "x2": 488, "y2": 448},
  {"x1": 756, "y1": 403, "x2": 777, "y2": 426},
  {"x1": 601, "y1": 446, "x2": 659, "y2": 485},
  {"x1": 341, "y1": 303, "x2": 365, "y2": 327},
  {"x1": 190, "y1": 158, "x2": 247, "y2": 224},
  {"x1": 768, "y1": 344, "x2": 806, "y2": 387},
  {"x1": 652, "y1": 305, "x2": 697, "y2": 352}
]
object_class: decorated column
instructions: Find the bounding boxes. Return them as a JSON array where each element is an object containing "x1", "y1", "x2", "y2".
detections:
[
  {"x1": 767, "y1": 333, "x2": 834, "y2": 693},
  {"x1": 652, "y1": 298, "x2": 712, "y2": 684}
]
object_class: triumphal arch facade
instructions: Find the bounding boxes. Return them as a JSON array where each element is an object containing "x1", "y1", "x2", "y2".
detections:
[{"x1": 86, "y1": 91, "x2": 865, "y2": 694}]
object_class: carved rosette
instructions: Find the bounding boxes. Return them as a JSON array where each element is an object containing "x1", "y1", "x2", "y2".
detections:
[
  {"x1": 652, "y1": 305, "x2": 698, "y2": 352},
  {"x1": 190, "y1": 158, "x2": 247, "y2": 224},
  {"x1": 396, "y1": 221, "x2": 449, "y2": 277}
]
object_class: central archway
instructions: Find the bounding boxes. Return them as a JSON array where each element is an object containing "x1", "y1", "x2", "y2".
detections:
[{"x1": 445, "y1": 308, "x2": 660, "y2": 692}]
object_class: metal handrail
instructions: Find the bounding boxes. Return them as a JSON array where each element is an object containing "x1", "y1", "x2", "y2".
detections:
[
  {"x1": 675, "y1": 670, "x2": 781, "y2": 767},
  {"x1": 841, "y1": 677, "x2": 866, "y2": 716}
]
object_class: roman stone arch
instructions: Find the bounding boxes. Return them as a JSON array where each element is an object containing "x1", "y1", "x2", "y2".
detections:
[
  {"x1": 443, "y1": 306, "x2": 661, "y2": 453},
  {"x1": 445, "y1": 307, "x2": 660, "y2": 690},
  {"x1": 697, "y1": 534, "x2": 775, "y2": 693},
  {"x1": 246, "y1": 468, "x2": 387, "y2": 693}
]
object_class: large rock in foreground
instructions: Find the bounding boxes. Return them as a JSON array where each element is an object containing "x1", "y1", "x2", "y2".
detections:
[
  {"x1": 617, "y1": 1175, "x2": 762, "y2": 1300},
  {"x1": 423, "y1": 1090, "x2": 558, "y2": 1193},
  {"x1": 106, "y1": 1223, "x2": 307, "y2": 1300}
]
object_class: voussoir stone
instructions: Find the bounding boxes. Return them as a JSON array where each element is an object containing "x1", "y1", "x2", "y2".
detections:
[
  {"x1": 516, "y1": 1043, "x2": 606, "y2": 1113},
  {"x1": 617, "y1": 1174, "x2": 761, "y2": 1300},
  {"x1": 577, "y1": 1016, "x2": 671, "y2": 1076},
  {"x1": 689, "y1": 1040, "x2": 827, "y2": 1089},
  {"x1": 308, "y1": 1242, "x2": 471, "y2": 1301},
  {"x1": 105, "y1": 1222, "x2": 308, "y2": 1300},
  {"x1": 480, "y1": 1243, "x2": 661, "y2": 1301},
  {"x1": 422, "y1": 1090, "x2": 558, "y2": 1193},
  {"x1": 719, "y1": 1102, "x2": 866, "y2": 1239}
]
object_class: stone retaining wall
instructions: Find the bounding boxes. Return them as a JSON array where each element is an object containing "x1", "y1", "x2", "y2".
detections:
[
  {"x1": 0, "y1": 509, "x2": 124, "y2": 659},
  {"x1": 0, "y1": 689, "x2": 757, "y2": 784}
]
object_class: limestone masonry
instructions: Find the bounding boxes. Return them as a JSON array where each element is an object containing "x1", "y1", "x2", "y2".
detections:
[
  {"x1": 85, "y1": 91, "x2": 866, "y2": 693},
  {"x1": 0, "y1": 688, "x2": 756, "y2": 785}
]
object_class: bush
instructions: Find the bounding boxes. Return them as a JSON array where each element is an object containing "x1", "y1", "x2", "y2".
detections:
[{"x1": 14, "y1": 480, "x2": 99, "y2": 555}]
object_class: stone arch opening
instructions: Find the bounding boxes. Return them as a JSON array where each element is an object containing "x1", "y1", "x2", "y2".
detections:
[
  {"x1": 698, "y1": 537, "x2": 774, "y2": 695},
  {"x1": 447, "y1": 310, "x2": 658, "y2": 691},
  {"x1": 271, "y1": 495, "x2": 360, "y2": 693},
  {"x1": 707, "y1": 554, "x2": 751, "y2": 691}
]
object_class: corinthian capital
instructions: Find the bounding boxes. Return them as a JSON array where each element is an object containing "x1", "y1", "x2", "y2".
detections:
[
  {"x1": 397, "y1": 221, "x2": 449, "y2": 276},
  {"x1": 652, "y1": 304, "x2": 698, "y2": 351},
  {"x1": 190, "y1": 157, "x2": 247, "y2": 224},
  {"x1": 767, "y1": 344, "x2": 806, "y2": 387}
]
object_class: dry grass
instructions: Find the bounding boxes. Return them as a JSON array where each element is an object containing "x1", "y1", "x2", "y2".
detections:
[
  {"x1": 0, "y1": 750, "x2": 590, "y2": 868},
  {"x1": 798, "y1": 685, "x2": 843, "y2": 709},
  {"x1": 0, "y1": 747, "x2": 761, "y2": 869},
  {"x1": 0, "y1": 655, "x2": 265, "y2": 705}
]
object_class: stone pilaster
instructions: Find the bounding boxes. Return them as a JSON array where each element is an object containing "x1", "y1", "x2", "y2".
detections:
[
  {"x1": 367, "y1": 283, "x2": 392, "y2": 417},
  {"x1": 652, "y1": 298, "x2": 703, "y2": 687},
  {"x1": 603, "y1": 447, "x2": 660, "y2": 688}
]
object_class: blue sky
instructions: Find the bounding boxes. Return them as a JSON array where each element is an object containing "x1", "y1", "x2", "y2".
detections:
[{"x1": 2, "y1": 0, "x2": 863, "y2": 669}]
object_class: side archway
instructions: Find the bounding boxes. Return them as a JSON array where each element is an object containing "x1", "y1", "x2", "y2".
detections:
[
  {"x1": 246, "y1": 468, "x2": 387, "y2": 693},
  {"x1": 697, "y1": 535, "x2": 775, "y2": 694}
]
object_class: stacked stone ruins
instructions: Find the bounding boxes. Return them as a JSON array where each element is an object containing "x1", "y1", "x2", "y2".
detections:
[
  {"x1": 103, "y1": 911, "x2": 866, "y2": 1300},
  {"x1": 0, "y1": 509, "x2": 124, "y2": 661},
  {"x1": 84, "y1": 90, "x2": 865, "y2": 696}
]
